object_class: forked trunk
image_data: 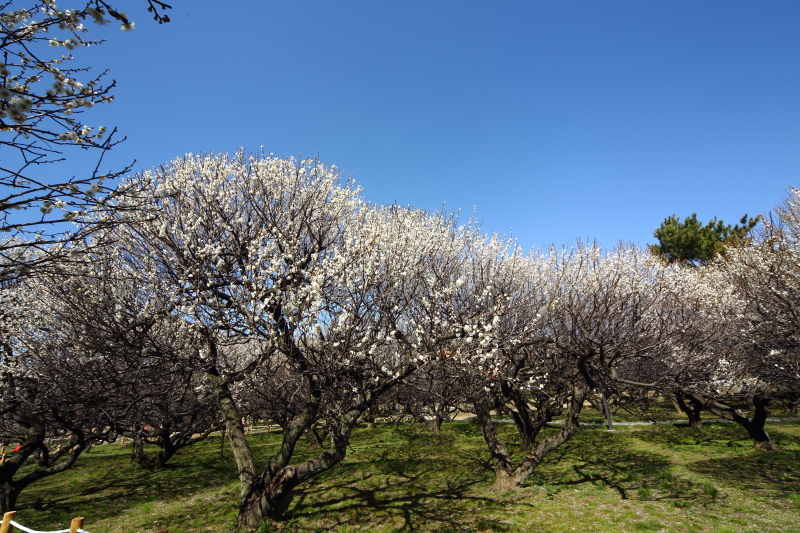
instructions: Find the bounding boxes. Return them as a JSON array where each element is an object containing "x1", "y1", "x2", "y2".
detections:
[
  {"x1": 208, "y1": 358, "x2": 325, "y2": 528},
  {"x1": 673, "y1": 391, "x2": 703, "y2": 429},
  {"x1": 741, "y1": 396, "x2": 778, "y2": 451},
  {"x1": 131, "y1": 434, "x2": 174, "y2": 470},
  {"x1": 304, "y1": 427, "x2": 321, "y2": 449},
  {"x1": 490, "y1": 465, "x2": 517, "y2": 492},
  {"x1": 237, "y1": 412, "x2": 362, "y2": 527},
  {"x1": 510, "y1": 384, "x2": 587, "y2": 484},
  {"x1": 205, "y1": 336, "x2": 415, "y2": 529},
  {"x1": 474, "y1": 395, "x2": 516, "y2": 488},
  {"x1": 683, "y1": 390, "x2": 778, "y2": 451},
  {"x1": 427, "y1": 415, "x2": 443, "y2": 434},
  {"x1": 476, "y1": 384, "x2": 588, "y2": 491}
]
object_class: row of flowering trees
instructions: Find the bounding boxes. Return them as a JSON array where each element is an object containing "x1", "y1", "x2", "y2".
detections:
[{"x1": 0, "y1": 152, "x2": 797, "y2": 528}]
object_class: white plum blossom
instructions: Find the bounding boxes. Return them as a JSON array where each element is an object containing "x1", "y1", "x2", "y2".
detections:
[{"x1": 0, "y1": 1, "x2": 170, "y2": 266}]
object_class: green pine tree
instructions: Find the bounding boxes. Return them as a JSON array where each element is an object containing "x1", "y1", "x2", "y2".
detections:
[{"x1": 649, "y1": 213, "x2": 760, "y2": 265}]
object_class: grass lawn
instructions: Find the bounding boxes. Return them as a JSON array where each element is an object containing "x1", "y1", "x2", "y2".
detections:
[{"x1": 13, "y1": 417, "x2": 800, "y2": 533}]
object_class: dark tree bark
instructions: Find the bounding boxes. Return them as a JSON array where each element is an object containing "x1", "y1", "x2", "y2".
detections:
[
  {"x1": 500, "y1": 382, "x2": 539, "y2": 451},
  {"x1": 681, "y1": 390, "x2": 778, "y2": 450},
  {"x1": 304, "y1": 426, "x2": 323, "y2": 449},
  {"x1": 204, "y1": 330, "x2": 418, "y2": 529},
  {"x1": 475, "y1": 384, "x2": 588, "y2": 491},
  {"x1": 673, "y1": 390, "x2": 704, "y2": 429},
  {"x1": 0, "y1": 407, "x2": 87, "y2": 514},
  {"x1": 129, "y1": 423, "x2": 215, "y2": 471}
]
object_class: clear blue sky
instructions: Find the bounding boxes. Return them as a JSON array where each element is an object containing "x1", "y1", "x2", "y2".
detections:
[{"x1": 64, "y1": 1, "x2": 800, "y2": 249}]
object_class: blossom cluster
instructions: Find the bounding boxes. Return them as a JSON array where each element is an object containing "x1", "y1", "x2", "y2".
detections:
[{"x1": 3, "y1": 151, "x2": 799, "y2": 447}]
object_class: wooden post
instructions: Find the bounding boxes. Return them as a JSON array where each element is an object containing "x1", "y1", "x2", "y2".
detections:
[
  {"x1": 0, "y1": 511, "x2": 16, "y2": 533},
  {"x1": 69, "y1": 516, "x2": 84, "y2": 533}
]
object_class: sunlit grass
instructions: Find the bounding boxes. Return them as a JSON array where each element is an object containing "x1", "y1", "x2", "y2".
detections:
[{"x1": 13, "y1": 417, "x2": 800, "y2": 532}]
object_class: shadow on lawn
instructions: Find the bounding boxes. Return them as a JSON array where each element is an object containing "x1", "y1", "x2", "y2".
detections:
[
  {"x1": 21, "y1": 441, "x2": 240, "y2": 528},
  {"x1": 279, "y1": 425, "x2": 520, "y2": 531},
  {"x1": 281, "y1": 425, "x2": 714, "y2": 531},
  {"x1": 287, "y1": 470, "x2": 518, "y2": 532},
  {"x1": 634, "y1": 422, "x2": 759, "y2": 448},
  {"x1": 635, "y1": 420, "x2": 800, "y2": 449},
  {"x1": 631, "y1": 423, "x2": 800, "y2": 494},
  {"x1": 689, "y1": 446, "x2": 800, "y2": 497},
  {"x1": 528, "y1": 429, "x2": 700, "y2": 504},
  {"x1": 26, "y1": 422, "x2": 800, "y2": 531}
]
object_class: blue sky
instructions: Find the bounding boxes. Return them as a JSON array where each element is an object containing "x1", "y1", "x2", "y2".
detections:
[{"x1": 59, "y1": 1, "x2": 800, "y2": 249}]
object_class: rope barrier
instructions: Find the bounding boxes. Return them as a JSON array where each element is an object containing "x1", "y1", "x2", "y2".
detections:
[{"x1": 0, "y1": 512, "x2": 88, "y2": 533}]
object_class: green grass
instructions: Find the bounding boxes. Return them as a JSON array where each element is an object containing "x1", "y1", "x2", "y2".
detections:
[{"x1": 13, "y1": 419, "x2": 800, "y2": 532}]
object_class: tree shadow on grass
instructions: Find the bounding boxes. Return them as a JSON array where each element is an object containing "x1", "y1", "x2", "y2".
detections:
[
  {"x1": 604, "y1": 423, "x2": 800, "y2": 510},
  {"x1": 634, "y1": 421, "x2": 800, "y2": 450},
  {"x1": 527, "y1": 430, "x2": 700, "y2": 504},
  {"x1": 281, "y1": 426, "x2": 712, "y2": 531},
  {"x1": 278, "y1": 425, "x2": 526, "y2": 531},
  {"x1": 20, "y1": 440, "x2": 240, "y2": 528},
  {"x1": 688, "y1": 448, "x2": 800, "y2": 498},
  {"x1": 286, "y1": 470, "x2": 520, "y2": 531},
  {"x1": 634, "y1": 422, "x2": 759, "y2": 448},
  {"x1": 631, "y1": 424, "x2": 800, "y2": 497}
]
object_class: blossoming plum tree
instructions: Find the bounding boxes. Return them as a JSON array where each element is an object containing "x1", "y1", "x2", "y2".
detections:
[
  {"x1": 104, "y1": 152, "x2": 505, "y2": 527},
  {"x1": 661, "y1": 189, "x2": 800, "y2": 450},
  {"x1": 469, "y1": 243, "x2": 698, "y2": 490},
  {"x1": 0, "y1": 237, "x2": 218, "y2": 510},
  {"x1": 0, "y1": 0, "x2": 171, "y2": 278}
]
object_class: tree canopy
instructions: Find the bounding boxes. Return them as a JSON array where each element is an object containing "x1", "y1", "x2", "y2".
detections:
[
  {"x1": 648, "y1": 213, "x2": 760, "y2": 265},
  {"x1": 2, "y1": 153, "x2": 798, "y2": 526},
  {"x1": 0, "y1": 1, "x2": 171, "y2": 280}
]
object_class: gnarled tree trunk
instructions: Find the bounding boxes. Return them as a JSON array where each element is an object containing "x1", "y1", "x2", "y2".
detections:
[
  {"x1": 475, "y1": 384, "x2": 588, "y2": 491},
  {"x1": 672, "y1": 390, "x2": 704, "y2": 429},
  {"x1": 681, "y1": 390, "x2": 778, "y2": 450},
  {"x1": 0, "y1": 397, "x2": 87, "y2": 513}
]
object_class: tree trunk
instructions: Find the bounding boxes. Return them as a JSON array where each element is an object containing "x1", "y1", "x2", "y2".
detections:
[
  {"x1": 205, "y1": 338, "x2": 414, "y2": 529},
  {"x1": 362, "y1": 412, "x2": 376, "y2": 429},
  {"x1": 427, "y1": 416, "x2": 443, "y2": 435},
  {"x1": 671, "y1": 394, "x2": 683, "y2": 415},
  {"x1": 239, "y1": 406, "x2": 365, "y2": 525},
  {"x1": 742, "y1": 396, "x2": 778, "y2": 451},
  {"x1": 0, "y1": 400, "x2": 84, "y2": 512},
  {"x1": 673, "y1": 391, "x2": 703, "y2": 429},
  {"x1": 204, "y1": 339, "x2": 265, "y2": 529},
  {"x1": 475, "y1": 384, "x2": 588, "y2": 491},
  {"x1": 490, "y1": 464, "x2": 518, "y2": 492},
  {"x1": 33, "y1": 444, "x2": 50, "y2": 467},
  {"x1": 683, "y1": 390, "x2": 778, "y2": 450},
  {"x1": 601, "y1": 387, "x2": 613, "y2": 430},
  {"x1": 304, "y1": 428, "x2": 321, "y2": 449},
  {"x1": 501, "y1": 382, "x2": 538, "y2": 451},
  {"x1": 131, "y1": 431, "x2": 176, "y2": 471},
  {"x1": 511, "y1": 384, "x2": 587, "y2": 486},
  {"x1": 474, "y1": 394, "x2": 519, "y2": 490},
  {"x1": 0, "y1": 483, "x2": 19, "y2": 515}
]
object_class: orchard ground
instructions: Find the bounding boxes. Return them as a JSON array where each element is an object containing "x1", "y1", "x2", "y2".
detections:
[{"x1": 11, "y1": 406, "x2": 800, "y2": 533}]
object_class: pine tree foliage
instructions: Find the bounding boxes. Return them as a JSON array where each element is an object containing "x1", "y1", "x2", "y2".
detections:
[{"x1": 649, "y1": 213, "x2": 760, "y2": 265}]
